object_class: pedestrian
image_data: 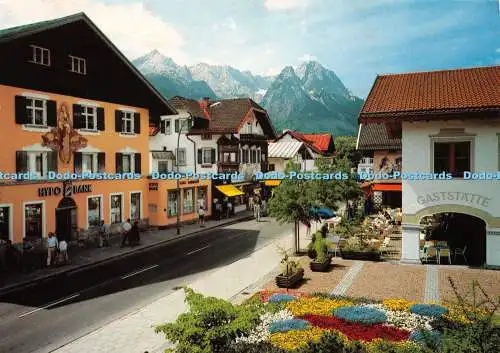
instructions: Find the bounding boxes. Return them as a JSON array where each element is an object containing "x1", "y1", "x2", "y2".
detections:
[
  {"x1": 198, "y1": 205, "x2": 205, "y2": 227},
  {"x1": 215, "y1": 201, "x2": 222, "y2": 220},
  {"x1": 253, "y1": 195, "x2": 261, "y2": 222},
  {"x1": 129, "y1": 221, "x2": 140, "y2": 246},
  {"x1": 222, "y1": 198, "x2": 228, "y2": 219},
  {"x1": 121, "y1": 218, "x2": 132, "y2": 247},
  {"x1": 100, "y1": 220, "x2": 111, "y2": 247},
  {"x1": 227, "y1": 199, "x2": 233, "y2": 218},
  {"x1": 306, "y1": 220, "x2": 312, "y2": 236},
  {"x1": 46, "y1": 232, "x2": 58, "y2": 267},
  {"x1": 58, "y1": 239, "x2": 69, "y2": 264}
]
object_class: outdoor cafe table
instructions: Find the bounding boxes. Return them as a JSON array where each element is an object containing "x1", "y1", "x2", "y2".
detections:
[{"x1": 423, "y1": 243, "x2": 451, "y2": 264}]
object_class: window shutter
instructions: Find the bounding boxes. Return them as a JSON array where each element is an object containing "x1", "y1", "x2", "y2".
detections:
[
  {"x1": 74, "y1": 152, "x2": 82, "y2": 173},
  {"x1": 72, "y1": 104, "x2": 82, "y2": 129},
  {"x1": 211, "y1": 148, "x2": 216, "y2": 164},
  {"x1": 48, "y1": 151, "x2": 58, "y2": 172},
  {"x1": 15, "y1": 96, "x2": 28, "y2": 124},
  {"x1": 16, "y1": 151, "x2": 28, "y2": 173},
  {"x1": 97, "y1": 107, "x2": 105, "y2": 131},
  {"x1": 174, "y1": 119, "x2": 179, "y2": 133},
  {"x1": 98, "y1": 152, "x2": 105, "y2": 172},
  {"x1": 115, "y1": 153, "x2": 122, "y2": 173},
  {"x1": 115, "y1": 110, "x2": 123, "y2": 132},
  {"x1": 134, "y1": 112, "x2": 140, "y2": 134},
  {"x1": 198, "y1": 149, "x2": 202, "y2": 164},
  {"x1": 134, "y1": 153, "x2": 141, "y2": 174},
  {"x1": 46, "y1": 100, "x2": 57, "y2": 127}
]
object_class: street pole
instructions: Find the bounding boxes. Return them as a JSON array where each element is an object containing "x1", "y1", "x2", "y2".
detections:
[{"x1": 176, "y1": 123, "x2": 183, "y2": 235}]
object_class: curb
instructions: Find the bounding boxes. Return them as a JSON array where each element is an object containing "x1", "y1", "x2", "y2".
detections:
[{"x1": 0, "y1": 215, "x2": 254, "y2": 297}]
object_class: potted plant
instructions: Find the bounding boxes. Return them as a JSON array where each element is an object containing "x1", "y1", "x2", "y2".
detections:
[
  {"x1": 309, "y1": 224, "x2": 332, "y2": 271},
  {"x1": 275, "y1": 247, "x2": 304, "y2": 288},
  {"x1": 339, "y1": 236, "x2": 382, "y2": 261}
]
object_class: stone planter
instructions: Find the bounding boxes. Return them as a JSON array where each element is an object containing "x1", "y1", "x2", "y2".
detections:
[
  {"x1": 275, "y1": 268, "x2": 304, "y2": 288},
  {"x1": 340, "y1": 250, "x2": 381, "y2": 261},
  {"x1": 309, "y1": 255, "x2": 332, "y2": 272}
]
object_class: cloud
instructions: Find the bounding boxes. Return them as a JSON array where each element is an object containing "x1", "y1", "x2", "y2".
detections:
[
  {"x1": 0, "y1": 0, "x2": 187, "y2": 63},
  {"x1": 264, "y1": 0, "x2": 307, "y2": 11},
  {"x1": 213, "y1": 17, "x2": 237, "y2": 31},
  {"x1": 266, "y1": 67, "x2": 281, "y2": 75},
  {"x1": 298, "y1": 53, "x2": 318, "y2": 62}
]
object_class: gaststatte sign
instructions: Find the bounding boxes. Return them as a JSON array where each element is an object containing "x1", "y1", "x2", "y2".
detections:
[{"x1": 416, "y1": 191, "x2": 491, "y2": 207}]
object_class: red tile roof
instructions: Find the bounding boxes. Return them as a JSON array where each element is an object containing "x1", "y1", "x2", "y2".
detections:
[
  {"x1": 303, "y1": 134, "x2": 332, "y2": 152},
  {"x1": 169, "y1": 96, "x2": 207, "y2": 118},
  {"x1": 360, "y1": 66, "x2": 500, "y2": 121}
]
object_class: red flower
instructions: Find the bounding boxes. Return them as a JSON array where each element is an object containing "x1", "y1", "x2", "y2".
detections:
[{"x1": 298, "y1": 315, "x2": 409, "y2": 342}]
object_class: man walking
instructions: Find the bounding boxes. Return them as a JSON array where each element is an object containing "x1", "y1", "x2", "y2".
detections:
[
  {"x1": 46, "y1": 232, "x2": 58, "y2": 267},
  {"x1": 99, "y1": 220, "x2": 111, "y2": 247},
  {"x1": 121, "y1": 219, "x2": 132, "y2": 247}
]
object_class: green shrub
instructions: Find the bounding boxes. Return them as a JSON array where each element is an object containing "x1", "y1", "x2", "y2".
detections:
[
  {"x1": 366, "y1": 340, "x2": 430, "y2": 353},
  {"x1": 227, "y1": 341, "x2": 287, "y2": 353},
  {"x1": 295, "y1": 331, "x2": 363, "y2": 353},
  {"x1": 155, "y1": 287, "x2": 264, "y2": 353}
]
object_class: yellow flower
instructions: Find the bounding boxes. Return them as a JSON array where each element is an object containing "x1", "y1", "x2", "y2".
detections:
[
  {"x1": 442, "y1": 302, "x2": 488, "y2": 325},
  {"x1": 269, "y1": 327, "x2": 326, "y2": 350},
  {"x1": 286, "y1": 297, "x2": 353, "y2": 316},
  {"x1": 366, "y1": 340, "x2": 422, "y2": 353},
  {"x1": 382, "y1": 298, "x2": 416, "y2": 312}
]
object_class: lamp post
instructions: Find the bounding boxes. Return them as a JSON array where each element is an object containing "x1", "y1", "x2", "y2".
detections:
[{"x1": 175, "y1": 122, "x2": 185, "y2": 235}]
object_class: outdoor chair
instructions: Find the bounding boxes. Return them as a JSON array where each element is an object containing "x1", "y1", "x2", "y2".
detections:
[
  {"x1": 327, "y1": 235, "x2": 340, "y2": 257},
  {"x1": 453, "y1": 245, "x2": 468, "y2": 264},
  {"x1": 422, "y1": 246, "x2": 438, "y2": 263},
  {"x1": 438, "y1": 247, "x2": 452, "y2": 264}
]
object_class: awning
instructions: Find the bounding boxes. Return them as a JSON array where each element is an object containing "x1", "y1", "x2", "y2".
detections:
[
  {"x1": 152, "y1": 151, "x2": 174, "y2": 159},
  {"x1": 372, "y1": 183, "x2": 402, "y2": 192},
  {"x1": 215, "y1": 184, "x2": 244, "y2": 197},
  {"x1": 264, "y1": 180, "x2": 281, "y2": 186}
]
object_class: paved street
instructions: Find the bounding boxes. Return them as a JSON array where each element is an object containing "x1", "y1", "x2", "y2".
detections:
[{"x1": 0, "y1": 217, "x2": 291, "y2": 353}]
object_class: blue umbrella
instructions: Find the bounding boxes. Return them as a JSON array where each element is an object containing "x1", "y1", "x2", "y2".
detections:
[{"x1": 317, "y1": 208, "x2": 335, "y2": 218}]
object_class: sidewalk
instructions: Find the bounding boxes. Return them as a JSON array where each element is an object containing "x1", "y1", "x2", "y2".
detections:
[
  {"x1": 52, "y1": 226, "x2": 302, "y2": 353},
  {"x1": 0, "y1": 212, "x2": 253, "y2": 296}
]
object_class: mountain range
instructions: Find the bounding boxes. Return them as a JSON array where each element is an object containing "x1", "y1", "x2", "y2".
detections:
[{"x1": 132, "y1": 50, "x2": 363, "y2": 136}]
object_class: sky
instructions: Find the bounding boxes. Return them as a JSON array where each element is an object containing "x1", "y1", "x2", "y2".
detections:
[{"x1": 0, "y1": 0, "x2": 498, "y2": 98}]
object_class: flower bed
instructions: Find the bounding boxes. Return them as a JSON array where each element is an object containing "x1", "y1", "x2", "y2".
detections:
[{"x1": 231, "y1": 291, "x2": 467, "y2": 351}]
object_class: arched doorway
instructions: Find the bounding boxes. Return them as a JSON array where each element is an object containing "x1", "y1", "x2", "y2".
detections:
[
  {"x1": 420, "y1": 212, "x2": 486, "y2": 266},
  {"x1": 56, "y1": 197, "x2": 77, "y2": 241}
]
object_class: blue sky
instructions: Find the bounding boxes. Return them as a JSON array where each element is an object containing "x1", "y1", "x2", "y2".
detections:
[{"x1": 1, "y1": 0, "x2": 498, "y2": 97}]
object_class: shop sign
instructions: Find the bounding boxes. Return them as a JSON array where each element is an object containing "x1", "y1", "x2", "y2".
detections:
[
  {"x1": 180, "y1": 180, "x2": 199, "y2": 185},
  {"x1": 149, "y1": 183, "x2": 158, "y2": 191},
  {"x1": 416, "y1": 191, "x2": 490, "y2": 207},
  {"x1": 38, "y1": 183, "x2": 92, "y2": 197}
]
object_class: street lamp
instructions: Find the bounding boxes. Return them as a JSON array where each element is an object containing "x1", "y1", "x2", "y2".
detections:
[{"x1": 175, "y1": 120, "x2": 186, "y2": 235}]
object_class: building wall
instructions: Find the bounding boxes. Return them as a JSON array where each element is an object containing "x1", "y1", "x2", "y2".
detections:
[
  {"x1": 0, "y1": 85, "x2": 151, "y2": 243},
  {"x1": 401, "y1": 119, "x2": 500, "y2": 267},
  {"x1": 189, "y1": 133, "x2": 221, "y2": 175},
  {"x1": 373, "y1": 150, "x2": 401, "y2": 174}
]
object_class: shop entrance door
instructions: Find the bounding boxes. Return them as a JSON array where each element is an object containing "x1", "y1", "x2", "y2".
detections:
[
  {"x1": 0, "y1": 206, "x2": 10, "y2": 241},
  {"x1": 56, "y1": 197, "x2": 77, "y2": 241}
]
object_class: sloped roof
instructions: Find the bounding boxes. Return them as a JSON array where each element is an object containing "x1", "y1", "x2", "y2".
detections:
[
  {"x1": 0, "y1": 12, "x2": 177, "y2": 115},
  {"x1": 302, "y1": 134, "x2": 332, "y2": 152},
  {"x1": 360, "y1": 66, "x2": 500, "y2": 121},
  {"x1": 268, "y1": 141, "x2": 304, "y2": 158},
  {"x1": 357, "y1": 123, "x2": 401, "y2": 151},
  {"x1": 169, "y1": 96, "x2": 206, "y2": 118}
]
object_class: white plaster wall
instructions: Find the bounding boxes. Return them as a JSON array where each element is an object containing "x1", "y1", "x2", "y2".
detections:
[
  {"x1": 402, "y1": 120, "x2": 500, "y2": 216},
  {"x1": 190, "y1": 134, "x2": 220, "y2": 174},
  {"x1": 268, "y1": 158, "x2": 286, "y2": 173},
  {"x1": 239, "y1": 118, "x2": 264, "y2": 135}
]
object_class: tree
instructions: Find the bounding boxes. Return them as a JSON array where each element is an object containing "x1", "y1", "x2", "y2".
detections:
[{"x1": 334, "y1": 136, "x2": 362, "y2": 166}]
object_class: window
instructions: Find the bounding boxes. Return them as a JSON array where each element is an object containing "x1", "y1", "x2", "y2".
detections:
[
  {"x1": 122, "y1": 154, "x2": 132, "y2": 173},
  {"x1": 25, "y1": 203, "x2": 43, "y2": 238},
  {"x1": 433, "y1": 141, "x2": 471, "y2": 177},
  {"x1": 247, "y1": 121, "x2": 253, "y2": 133},
  {"x1": 256, "y1": 148, "x2": 261, "y2": 163},
  {"x1": 161, "y1": 119, "x2": 171, "y2": 134},
  {"x1": 250, "y1": 149, "x2": 256, "y2": 163},
  {"x1": 0, "y1": 206, "x2": 11, "y2": 241},
  {"x1": 176, "y1": 148, "x2": 186, "y2": 166},
  {"x1": 26, "y1": 98, "x2": 46, "y2": 126},
  {"x1": 110, "y1": 194, "x2": 122, "y2": 224},
  {"x1": 131, "y1": 192, "x2": 141, "y2": 220},
  {"x1": 30, "y1": 45, "x2": 50, "y2": 66},
  {"x1": 223, "y1": 152, "x2": 231, "y2": 162},
  {"x1": 157, "y1": 160, "x2": 169, "y2": 173},
  {"x1": 69, "y1": 55, "x2": 86, "y2": 74},
  {"x1": 122, "y1": 111, "x2": 134, "y2": 133},
  {"x1": 88, "y1": 196, "x2": 102, "y2": 228},
  {"x1": 168, "y1": 190, "x2": 177, "y2": 216},
  {"x1": 183, "y1": 188, "x2": 194, "y2": 214},
  {"x1": 16, "y1": 151, "x2": 57, "y2": 178},
  {"x1": 202, "y1": 148, "x2": 212, "y2": 164},
  {"x1": 269, "y1": 164, "x2": 275, "y2": 171},
  {"x1": 82, "y1": 153, "x2": 96, "y2": 173},
  {"x1": 241, "y1": 148, "x2": 248, "y2": 163},
  {"x1": 81, "y1": 106, "x2": 97, "y2": 130},
  {"x1": 175, "y1": 118, "x2": 192, "y2": 133}
]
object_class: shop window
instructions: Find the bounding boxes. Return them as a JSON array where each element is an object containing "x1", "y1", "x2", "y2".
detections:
[
  {"x1": 168, "y1": 190, "x2": 178, "y2": 217},
  {"x1": 25, "y1": 203, "x2": 43, "y2": 238},
  {"x1": 433, "y1": 141, "x2": 471, "y2": 177},
  {"x1": 88, "y1": 196, "x2": 102, "y2": 228},
  {"x1": 0, "y1": 206, "x2": 11, "y2": 241},
  {"x1": 110, "y1": 194, "x2": 122, "y2": 224},
  {"x1": 131, "y1": 192, "x2": 141, "y2": 220},
  {"x1": 183, "y1": 188, "x2": 194, "y2": 214}
]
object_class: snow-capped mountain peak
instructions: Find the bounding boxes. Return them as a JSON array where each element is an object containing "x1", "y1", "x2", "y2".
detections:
[{"x1": 133, "y1": 49, "x2": 191, "y2": 82}]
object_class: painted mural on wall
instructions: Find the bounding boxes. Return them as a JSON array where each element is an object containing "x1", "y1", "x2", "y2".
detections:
[
  {"x1": 373, "y1": 152, "x2": 401, "y2": 174},
  {"x1": 42, "y1": 102, "x2": 87, "y2": 164}
]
